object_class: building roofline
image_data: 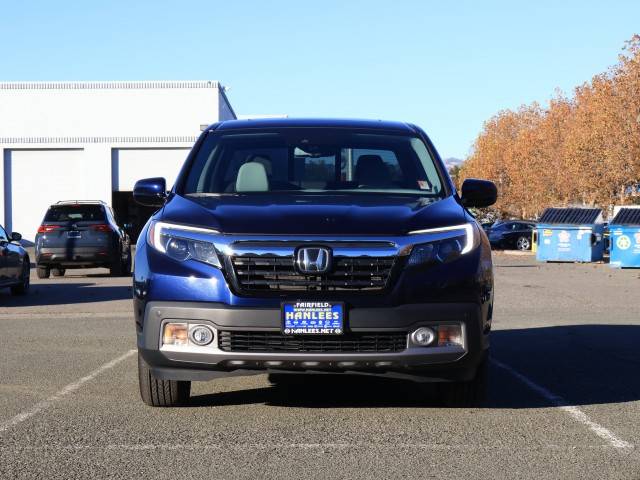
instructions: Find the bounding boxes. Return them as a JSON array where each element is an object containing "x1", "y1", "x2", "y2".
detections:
[
  {"x1": 0, "y1": 80, "x2": 222, "y2": 91},
  {"x1": 218, "y1": 86, "x2": 237, "y2": 120},
  {"x1": 0, "y1": 136, "x2": 199, "y2": 145}
]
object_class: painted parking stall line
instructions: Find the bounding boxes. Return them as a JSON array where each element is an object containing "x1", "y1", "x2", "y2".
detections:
[
  {"x1": 3, "y1": 443, "x2": 629, "y2": 452},
  {"x1": 0, "y1": 349, "x2": 136, "y2": 435},
  {"x1": 492, "y1": 358, "x2": 633, "y2": 449}
]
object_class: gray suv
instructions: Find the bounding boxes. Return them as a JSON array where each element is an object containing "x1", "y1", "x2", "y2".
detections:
[{"x1": 35, "y1": 200, "x2": 132, "y2": 278}]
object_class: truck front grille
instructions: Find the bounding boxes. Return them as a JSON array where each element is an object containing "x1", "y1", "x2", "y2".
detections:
[
  {"x1": 218, "y1": 331, "x2": 407, "y2": 353},
  {"x1": 229, "y1": 255, "x2": 395, "y2": 293}
]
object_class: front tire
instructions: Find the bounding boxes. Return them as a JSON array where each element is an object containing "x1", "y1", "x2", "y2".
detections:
[
  {"x1": 138, "y1": 352, "x2": 191, "y2": 407},
  {"x1": 52, "y1": 268, "x2": 66, "y2": 277},
  {"x1": 437, "y1": 356, "x2": 489, "y2": 407}
]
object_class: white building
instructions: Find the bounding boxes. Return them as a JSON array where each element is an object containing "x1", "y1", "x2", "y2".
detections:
[{"x1": 0, "y1": 80, "x2": 236, "y2": 242}]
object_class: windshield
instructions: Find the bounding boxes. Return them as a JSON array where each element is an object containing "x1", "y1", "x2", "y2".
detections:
[{"x1": 180, "y1": 129, "x2": 446, "y2": 197}]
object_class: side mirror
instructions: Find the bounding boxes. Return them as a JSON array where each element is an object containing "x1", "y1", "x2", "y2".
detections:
[
  {"x1": 460, "y1": 179, "x2": 498, "y2": 208},
  {"x1": 133, "y1": 177, "x2": 167, "y2": 207},
  {"x1": 10, "y1": 232, "x2": 22, "y2": 242}
]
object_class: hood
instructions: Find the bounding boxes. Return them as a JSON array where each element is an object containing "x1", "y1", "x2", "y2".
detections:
[{"x1": 160, "y1": 194, "x2": 467, "y2": 236}]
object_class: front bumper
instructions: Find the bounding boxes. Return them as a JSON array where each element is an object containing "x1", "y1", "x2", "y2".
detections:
[{"x1": 138, "y1": 301, "x2": 489, "y2": 382}]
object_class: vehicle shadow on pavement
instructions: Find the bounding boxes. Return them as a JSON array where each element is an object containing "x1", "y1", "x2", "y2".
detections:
[
  {"x1": 189, "y1": 325, "x2": 640, "y2": 409},
  {"x1": 0, "y1": 283, "x2": 132, "y2": 306},
  {"x1": 190, "y1": 375, "x2": 442, "y2": 408},
  {"x1": 488, "y1": 324, "x2": 640, "y2": 408}
]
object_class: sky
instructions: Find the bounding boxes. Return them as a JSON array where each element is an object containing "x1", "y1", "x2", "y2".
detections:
[{"x1": 1, "y1": 0, "x2": 639, "y2": 159}]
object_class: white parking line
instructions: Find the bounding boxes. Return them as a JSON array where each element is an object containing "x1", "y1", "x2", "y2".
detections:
[
  {"x1": 492, "y1": 358, "x2": 633, "y2": 449},
  {"x1": 0, "y1": 312, "x2": 132, "y2": 320},
  {"x1": 0, "y1": 349, "x2": 136, "y2": 435},
  {"x1": 1, "y1": 443, "x2": 627, "y2": 452}
]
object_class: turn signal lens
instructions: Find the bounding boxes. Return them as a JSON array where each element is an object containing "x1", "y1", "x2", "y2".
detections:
[
  {"x1": 438, "y1": 325, "x2": 463, "y2": 347},
  {"x1": 162, "y1": 323, "x2": 188, "y2": 346}
]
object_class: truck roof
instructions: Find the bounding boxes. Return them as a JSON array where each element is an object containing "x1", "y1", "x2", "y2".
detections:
[{"x1": 211, "y1": 117, "x2": 418, "y2": 133}]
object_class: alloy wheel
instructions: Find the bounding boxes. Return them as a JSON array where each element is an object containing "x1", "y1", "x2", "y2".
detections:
[{"x1": 516, "y1": 237, "x2": 531, "y2": 251}]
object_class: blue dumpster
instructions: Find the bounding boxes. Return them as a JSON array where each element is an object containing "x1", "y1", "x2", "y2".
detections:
[
  {"x1": 536, "y1": 208, "x2": 605, "y2": 262},
  {"x1": 609, "y1": 208, "x2": 640, "y2": 268}
]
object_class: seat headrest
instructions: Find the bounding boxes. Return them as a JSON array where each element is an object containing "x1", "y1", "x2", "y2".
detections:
[
  {"x1": 355, "y1": 155, "x2": 390, "y2": 187},
  {"x1": 247, "y1": 154, "x2": 273, "y2": 176},
  {"x1": 235, "y1": 162, "x2": 269, "y2": 192}
]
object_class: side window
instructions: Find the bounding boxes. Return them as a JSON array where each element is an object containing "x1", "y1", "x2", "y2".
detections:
[
  {"x1": 410, "y1": 137, "x2": 443, "y2": 195},
  {"x1": 0, "y1": 225, "x2": 8, "y2": 242}
]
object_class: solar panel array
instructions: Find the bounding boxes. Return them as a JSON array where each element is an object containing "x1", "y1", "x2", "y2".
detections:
[
  {"x1": 538, "y1": 208, "x2": 602, "y2": 225},
  {"x1": 611, "y1": 208, "x2": 640, "y2": 226}
]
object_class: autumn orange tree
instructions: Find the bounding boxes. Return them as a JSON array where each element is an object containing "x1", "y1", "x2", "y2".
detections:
[{"x1": 461, "y1": 34, "x2": 640, "y2": 219}]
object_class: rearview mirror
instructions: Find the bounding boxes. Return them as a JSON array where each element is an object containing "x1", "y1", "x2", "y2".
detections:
[
  {"x1": 460, "y1": 179, "x2": 498, "y2": 208},
  {"x1": 10, "y1": 232, "x2": 22, "y2": 242},
  {"x1": 133, "y1": 177, "x2": 167, "y2": 207}
]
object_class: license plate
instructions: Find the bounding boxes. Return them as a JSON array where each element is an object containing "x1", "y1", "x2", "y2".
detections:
[
  {"x1": 282, "y1": 301, "x2": 344, "y2": 335},
  {"x1": 67, "y1": 231, "x2": 81, "y2": 238}
]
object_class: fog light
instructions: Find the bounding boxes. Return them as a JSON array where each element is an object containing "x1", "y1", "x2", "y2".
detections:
[
  {"x1": 189, "y1": 325, "x2": 214, "y2": 346},
  {"x1": 411, "y1": 327, "x2": 436, "y2": 346},
  {"x1": 163, "y1": 323, "x2": 188, "y2": 346},
  {"x1": 438, "y1": 324, "x2": 463, "y2": 347}
]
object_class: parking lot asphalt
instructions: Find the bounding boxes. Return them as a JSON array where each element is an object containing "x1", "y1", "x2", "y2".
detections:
[{"x1": 1, "y1": 253, "x2": 640, "y2": 479}]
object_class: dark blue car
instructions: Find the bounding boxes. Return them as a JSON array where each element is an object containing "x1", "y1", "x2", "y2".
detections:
[
  {"x1": 0, "y1": 224, "x2": 30, "y2": 296},
  {"x1": 487, "y1": 220, "x2": 536, "y2": 251},
  {"x1": 133, "y1": 118, "x2": 497, "y2": 407}
]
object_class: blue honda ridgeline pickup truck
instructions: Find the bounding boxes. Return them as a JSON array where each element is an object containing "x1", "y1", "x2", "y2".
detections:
[{"x1": 133, "y1": 118, "x2": 497, "y2": 407}]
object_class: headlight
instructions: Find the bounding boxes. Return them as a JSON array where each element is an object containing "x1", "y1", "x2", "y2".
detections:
[
  {"x1": 148, "y1": 221, "x2": 221, "y2": 268},
  {"x1": 407, "y1": 223, "x2": 477, "y2": 267}
]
